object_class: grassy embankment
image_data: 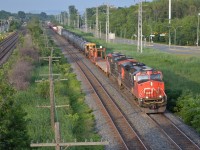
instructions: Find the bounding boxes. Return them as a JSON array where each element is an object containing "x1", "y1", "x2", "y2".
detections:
[
  {"x1": 65, "y1": 27, "x2": 200, "y2": 133},
  {"x1": 11, "y1": 22, "x2": 103, "y2": 149}
]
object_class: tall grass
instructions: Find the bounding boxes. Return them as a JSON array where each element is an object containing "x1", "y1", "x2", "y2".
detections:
[{"x1": 14, "y1": 30, "x2": 103, "y2": 149}]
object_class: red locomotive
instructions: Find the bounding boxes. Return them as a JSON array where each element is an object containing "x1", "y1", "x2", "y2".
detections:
[{"x1": 107, "y1": 52, "x2": 167, "y2": 113}]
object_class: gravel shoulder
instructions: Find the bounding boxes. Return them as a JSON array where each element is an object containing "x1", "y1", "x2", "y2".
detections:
[{"x1": 165, "y1": 111, "x2": 200, "y2": 146}]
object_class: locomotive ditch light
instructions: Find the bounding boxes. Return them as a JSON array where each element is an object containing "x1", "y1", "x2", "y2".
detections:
[
  {"x1": 139, "y1": 99, "x2": 143, "y2": 106},
  {"x1": 159, "y1": 95, "x2": 162, "y2": 98},
  {"x1": 146, "y1": 96, "x2": 149, "y2": 99}
]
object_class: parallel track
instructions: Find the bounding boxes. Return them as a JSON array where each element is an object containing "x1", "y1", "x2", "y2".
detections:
[
  {"x1": 0, "y1": 32, "x2": 18, "y2": 65},
  {"x1": 55, "y1": 33, "x2": 149, "y2": 150},
  {"x1": 148, "y1": 114, "x2": 200, "y2": 150}
]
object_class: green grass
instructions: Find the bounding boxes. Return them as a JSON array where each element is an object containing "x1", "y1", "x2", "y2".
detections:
[{"x1": 14, "y1": 45, "x2": 103, "y2": 150}]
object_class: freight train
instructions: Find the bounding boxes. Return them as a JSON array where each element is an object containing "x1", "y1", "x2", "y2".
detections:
[{"x1": 49, "y1": 23, "x2": 167, "y2": 113}]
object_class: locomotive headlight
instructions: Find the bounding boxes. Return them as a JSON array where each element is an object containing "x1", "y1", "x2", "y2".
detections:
[
  {"x1": 159, "y1": 95, "x2": 162, "y2": 98},
  {"x1": 146, "y1": 96, "x2": 149, "y2": 99}
]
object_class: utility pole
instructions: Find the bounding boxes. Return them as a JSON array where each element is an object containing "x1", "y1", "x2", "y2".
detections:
[
  {"x1": 60, "y1": 13, "x2": 62, "y2": 25},
  {"x1": 64, "y1": 11, "x2": 67, "y2": 26},
  {"x1": 34, "y1": 47, "x2": 63, "y2": 150},
  {"x1": 57, "y1": 15, "x2": 59, "y2": 24},
  {"x1": 137, "y1": 0, "x2": 143, "y2": 53},
  {"x1": 57, "y1": 15, "x2": 59, "y2": 23},
  {"x1": 6, "y1": 20, "x2": 9, "y2": 32},
  {"x1": 106, "y1": 4, "x2": 110, "y2": 43},
  {"x1": 197, "y1": 13, "x2": 200, "y2": 47},
  {"x1": 59, "y1": 14, "x2": 61, "y2": 24},
  {"x1": 85, "y1": 9, "x2": 88, "y2": 32},
  {"x1": 99, "y1": 21, "x2": 102, "y2": 39},
  {"x1": 169, "y1": 0, "x2": 171, "y2": 48},
  {"x1": 68, "y1": 10, "x2": 70, "y2": 26},
  {"x1": 49, "y1": 49, "x2": 56, "y2": 129},
  {"x1": 61, "y1": 13, "x2": 64, "y2": 25},
  {"x1": 95, "y1": 7, "x2": 99, "y2": 38},
  {"x1": 77, "y1": 12, "x2": 79, "y2": 28},
  {"x1": 37, "y1": 47, "x2": 61, "y2": 129}
]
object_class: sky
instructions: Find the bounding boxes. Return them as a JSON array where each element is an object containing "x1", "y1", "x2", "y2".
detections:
[{"x1": 0, "y1": 0, "x2": 152, "y2": 15}]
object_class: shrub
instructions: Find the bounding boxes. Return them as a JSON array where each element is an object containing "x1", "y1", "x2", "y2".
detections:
[
  {"x1": 8, "y1": 60, "x2": 33, "y2": 90},
  {"x1": 174, "y1": 91, "x2": 200, "y2": 133}
]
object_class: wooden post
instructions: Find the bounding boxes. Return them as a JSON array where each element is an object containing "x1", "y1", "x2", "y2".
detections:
[
  {"x1": 49, "y1": 56, "x2": 55, "y2": 129},
  {"x1": 55, "y1": 122, "x2": 61, "y2": 150}
]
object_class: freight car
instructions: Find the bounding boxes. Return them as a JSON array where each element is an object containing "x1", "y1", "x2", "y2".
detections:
[
  {"x1": 61, "y1": 29, "x2": 107, "y2": 73},
  {"x1": 50, "y1": 24, "x2": 167, "y2": 113}
]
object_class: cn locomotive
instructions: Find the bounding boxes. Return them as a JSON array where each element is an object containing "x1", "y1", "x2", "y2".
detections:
[
  {"x1": 49, "y1": 23, "x2": 167, "y2": 113},
  {"x1": 106, "y1": 53, "x2": 167, "y2": 113}
]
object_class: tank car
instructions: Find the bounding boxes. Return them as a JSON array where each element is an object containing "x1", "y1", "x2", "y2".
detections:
[{"x1": 62, "y1": 29, "x2": 95, "y2": 54}]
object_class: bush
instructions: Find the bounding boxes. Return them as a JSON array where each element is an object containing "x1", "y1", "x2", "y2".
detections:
[
  {"x1": 9, "y1": 60, "x2": 33, "y2": 90},
  {"x1": 174, "y1": 91, "x2": 200, "y2": 133},
  {"x1": 0, "y1": 64, "x2": 30, "y2": 149},
  {"x1": 166, "y1": 89, "x2": 182, "y2": 112}
]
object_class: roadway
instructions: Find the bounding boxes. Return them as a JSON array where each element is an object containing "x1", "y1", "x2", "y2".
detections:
[
  {"x1": 83, "y1": 29, "x2": 200, "y2": 55},
  {"x1": 110, "y1": 36, "x2": 200, "y2": 55}
]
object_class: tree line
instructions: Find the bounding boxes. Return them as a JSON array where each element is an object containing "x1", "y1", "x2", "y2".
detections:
[
  {"x1": 0, "y1": 10, "x2": 52, "y2": 33},
  {"x1": 65, "y1": 0, "x2": 200, "y2": 46},
  {"x1": 2, "y1": 0, "x2": 200, "y2": 46}
]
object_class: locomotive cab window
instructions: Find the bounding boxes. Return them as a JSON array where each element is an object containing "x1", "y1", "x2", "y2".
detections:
[
  {"x1": 150, "y1": 74, "x2": 162, "y2": 81},
  {"x1": 137, "y1": 75, "x2": 149, "y2": 83}
]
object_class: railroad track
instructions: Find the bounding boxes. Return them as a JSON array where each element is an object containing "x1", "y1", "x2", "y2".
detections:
[
  {"x1": 55, "y1": 34, "x2": 149, "y2": 150},
  {"x1": 109, "y1": 77, "x2": 200, "y2": 149},
  {"x1": 148, "y1": 114, "x2": 200, "y2": 150},
  {"x1": 0, "y1": 32, "x2": 18, "y2": 65},
  {"x1": 116, "y1": 85, "x2": 200, "y2": 149}
]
